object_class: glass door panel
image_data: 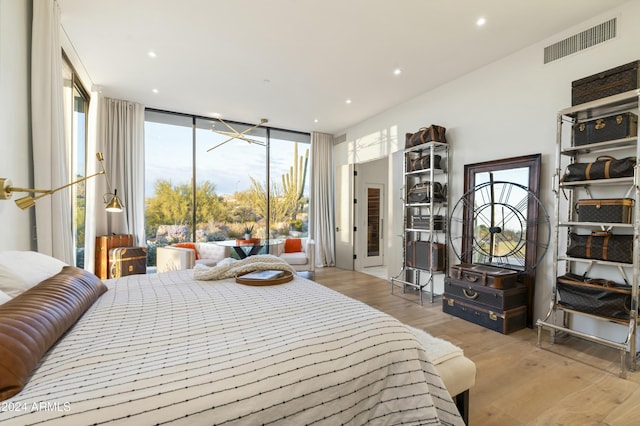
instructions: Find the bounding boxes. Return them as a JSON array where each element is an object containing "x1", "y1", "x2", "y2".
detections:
[
  {"x1": 144, "y1": 111, "x2": 194, "y2": 266},
  {"x1": 195, "y1": 117, "x2": 266, "y2": 244}
]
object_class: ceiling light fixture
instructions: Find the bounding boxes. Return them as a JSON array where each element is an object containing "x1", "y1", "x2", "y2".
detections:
[
  {"x1": 476, "y1": 17, "x2": 486, "y2": 26},
  {"x1": 393, "y1": 68, "x2": 402, "y2": 76},
  {"x1": 152, "y1": 88, "x2": 159, "y2": 94},
  {"x1": 148, "y1": 51, "x2": 157, "y2": 58},
  {"x1": 207, "y1": 118, "x2": 268, "y2": 151},
  {"x1": 346, "y1": 99, "x2": 352, "y2": 104}
]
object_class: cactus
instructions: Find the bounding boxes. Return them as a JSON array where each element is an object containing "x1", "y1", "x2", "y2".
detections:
[{"x1": 282, "y1": 143, "x2": 309, "y2": 219}]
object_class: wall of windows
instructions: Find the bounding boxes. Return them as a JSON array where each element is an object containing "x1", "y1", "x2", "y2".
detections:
[{"x1": 144, "y1": 110, "x2": 310, "y2": 265}]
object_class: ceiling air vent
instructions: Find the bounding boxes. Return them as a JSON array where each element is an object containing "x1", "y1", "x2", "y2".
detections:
[{"x1": 544, "y1": 18, "x2": 616, "y2": 64}]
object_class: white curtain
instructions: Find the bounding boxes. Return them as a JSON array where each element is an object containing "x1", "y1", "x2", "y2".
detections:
[
  {"x1": 310, "y1": 132, "x2": 335, "y2": 267},
  {"x1": 31, "y1": 0, "x2": 73, "y2": 264},
  {"x1": 84, "y1": 96, "x2": 145, "y2": 272}
]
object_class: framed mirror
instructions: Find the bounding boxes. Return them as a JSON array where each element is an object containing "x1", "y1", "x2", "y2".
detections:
[{"x1": 449, "y1": 153, "x2": 549, "y2": 327}]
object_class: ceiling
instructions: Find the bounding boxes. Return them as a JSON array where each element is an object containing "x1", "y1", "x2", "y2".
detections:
[{"x1": 58, "y1": 0, "x2": 629, "y2": 134}]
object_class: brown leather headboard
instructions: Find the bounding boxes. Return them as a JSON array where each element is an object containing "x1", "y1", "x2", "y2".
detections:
[{"x1": 0, "y1": 266, "x2": 107, "y2": 401}]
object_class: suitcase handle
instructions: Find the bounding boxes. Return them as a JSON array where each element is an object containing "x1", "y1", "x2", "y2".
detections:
[
  {"x1": 463, "y1": 289, "x2": 479, "y2": 300},
  {"x1": 462, "y1": 273, "x2": 479, "y2": 283}
]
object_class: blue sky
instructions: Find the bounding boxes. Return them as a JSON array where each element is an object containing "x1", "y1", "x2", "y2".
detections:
[{"x1": 144, "y1": 120, "x2": 310, "y2": 198}]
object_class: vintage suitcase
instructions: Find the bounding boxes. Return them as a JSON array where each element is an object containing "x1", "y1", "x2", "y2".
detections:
[
  {"x1": 95, "y1": 234, "x2": 134, "y2": 279},
  {"x1": 566, "y1": 231, "x2": 633, "y2": 263},
  {"x1": 406, "y1": 241, "x2": 446, "y2": 271},
  {"x1": 556, "y1": 273, "x2": 633, "y2": 321},
  {"x1": 572, "y1": 60, "x2": 640, "y2": 106},
  {"x1": 562, "y1": 155, "x2": 635, "y2": 183},
  {"x1": 575, "y1": 198, "x2": 634, "y2": 224},
  {"x1": 444, "y1": 277, "x2": 527, "y2": 311},
  {"x1": 442, "y1": 295, "x2": 526, "y2": 334},
  {"x1": 405, "y1": 125, "x2": 447, "y2": 148},
  {"x1": 573, "y1": 112, "x2": 638, "y2": 146},
  {"x1": 109, "y1": 246, "x2": 147, "y2": 278},
  {"x1": 408, "y1": 154, "x2": 442, "y2": 171},
  {"x1": 449, "y1": 263, "x2": 519, "y2": 290},
  {"x1": 411, "y1": 215, "x2": 445, "y2": 230},
  {"x1": 407, "y1": 182, "x2": 446, "y2": 203}
]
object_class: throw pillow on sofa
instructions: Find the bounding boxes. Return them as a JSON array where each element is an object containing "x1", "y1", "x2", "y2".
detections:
[{"x1": 284, "y1": 238, "x2": 302, "y2": 253}]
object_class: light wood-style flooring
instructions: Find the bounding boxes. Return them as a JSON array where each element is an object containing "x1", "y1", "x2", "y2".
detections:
[{"x1": 311, "y1": 267, "x2": 640, "y2": 426}]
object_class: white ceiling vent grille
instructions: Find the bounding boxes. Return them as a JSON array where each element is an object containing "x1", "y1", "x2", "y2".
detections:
[{"x1": 544, "y1": 18, "x2": 616, "y2": 64}]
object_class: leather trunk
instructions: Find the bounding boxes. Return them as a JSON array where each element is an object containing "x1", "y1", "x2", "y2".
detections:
[
  {"x1": 571, "y1": 60, "x2": 640, "y2": 106},
  {"x1": 109, "y1": 247, "x2": 147, "y2": 278},
  {"x1": 449, "y1": 263, "x2": 519, "y2": 290},
  {"x1": 442, "y1": 295, "x2": 527, "y2": 334},
  {"x1": 95, "y1": 234, "x2": 134, "y2": 279},
  {"x1": 575, "y1": 198, "x2": 634, "y2": 224},
  {"x1": 573, "y1": 112, "x2": 638, "y2": 146},
  {"x1": 444, "y1": 277, "x2": 527, "y2": 311},
  {"x1": 406, "y1": 241, "x2": 446, "y2": 271}
]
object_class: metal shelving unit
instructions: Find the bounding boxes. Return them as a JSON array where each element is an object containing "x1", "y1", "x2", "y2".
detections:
[
  {"x1": 537, "y1": 89, "x2": 640, "y2": 378},
  {"x1": 391, "y1": 141, "x2": 449, "y2": 304}
]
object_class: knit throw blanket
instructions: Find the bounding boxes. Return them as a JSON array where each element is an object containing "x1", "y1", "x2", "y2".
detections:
[{"x1": 193, "y1": 254, "x2": 297, "y2": 281}]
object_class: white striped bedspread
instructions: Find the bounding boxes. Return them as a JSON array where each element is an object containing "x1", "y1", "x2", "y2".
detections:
[{"x1": 1, "y1": 270, "x2": 463, "y2": 425}]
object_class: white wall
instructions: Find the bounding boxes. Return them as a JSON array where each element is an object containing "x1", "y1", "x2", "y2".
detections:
[
  {"x1": 0, "y1": 0, "x2": 33, "y2": 250},
  {"x1": 335, "y1": 1, "x2": 640, "y2": 329}
]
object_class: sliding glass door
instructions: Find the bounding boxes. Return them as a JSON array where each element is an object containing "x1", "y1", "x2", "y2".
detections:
[{"x1": 194, "y1": 117, "x2": 267, "y2": 241}]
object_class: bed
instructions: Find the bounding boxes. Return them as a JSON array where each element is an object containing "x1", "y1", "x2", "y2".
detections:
[{"x1": 0, "y1": 252, "x2": 472, "y2": 425}]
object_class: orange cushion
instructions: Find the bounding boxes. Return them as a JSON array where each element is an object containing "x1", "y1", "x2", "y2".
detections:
[
  {"x1": 174, "y1": 242, "x2": 199, "y2": 260},
  {"x1": 284, "y1": 238, "x2": 302, "y2": 253}
]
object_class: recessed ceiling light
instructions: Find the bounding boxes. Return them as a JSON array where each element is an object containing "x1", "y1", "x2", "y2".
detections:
[
  {"x1": 152, "y1": 88, "x2": 159, "y2": 94},
  {"x1": 148, "y1": 51, "x2": 157, "y2": 58},
  {"x1": 345, "y1": 99, "x2": 352, "y2": 104},
  {"x1": 314, "y1": 118, "x2": 319, "y2": 123},
  {"x1": 393, "y1": 68, "x2": 402, "y2": 76},
  {"x1": 476, "y1": 17, "x2": 486, "y2": 26}
]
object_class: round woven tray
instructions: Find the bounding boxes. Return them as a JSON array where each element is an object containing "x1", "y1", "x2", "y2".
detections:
[{"x1": 235, "y1": 270, "x2": 294, "y2": 286}]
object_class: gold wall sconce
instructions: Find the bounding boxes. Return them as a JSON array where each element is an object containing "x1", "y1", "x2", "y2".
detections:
[{"x1": 1, "y1": 152, "x2": 124, "y2": 212}]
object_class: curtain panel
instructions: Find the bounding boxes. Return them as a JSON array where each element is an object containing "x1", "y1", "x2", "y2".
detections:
[
  {"x1": 84, "y1": 96, "x2": 145, "y2": 273},
  {"x1": 310, "y1": 132, "x2": 335, "y2": 267},
  {"x1": 31, "y1": 0, "x2": 73, "y2": 264}
]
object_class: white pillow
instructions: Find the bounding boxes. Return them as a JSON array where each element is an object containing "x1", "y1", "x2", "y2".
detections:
[
  {"x1": 0, "y1": 289, "x2": 12, "y2": 305},
  {"x1": 0, "y1": 251, "x2": 67, "y2": 288},
  {"x1": 0, "y1": 264, "x2": 29, "y2": 297}
]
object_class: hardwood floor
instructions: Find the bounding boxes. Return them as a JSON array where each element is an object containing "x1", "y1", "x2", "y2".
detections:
[{"x1": 311, "y1": 267, "x2": 640, "y2": 426}]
